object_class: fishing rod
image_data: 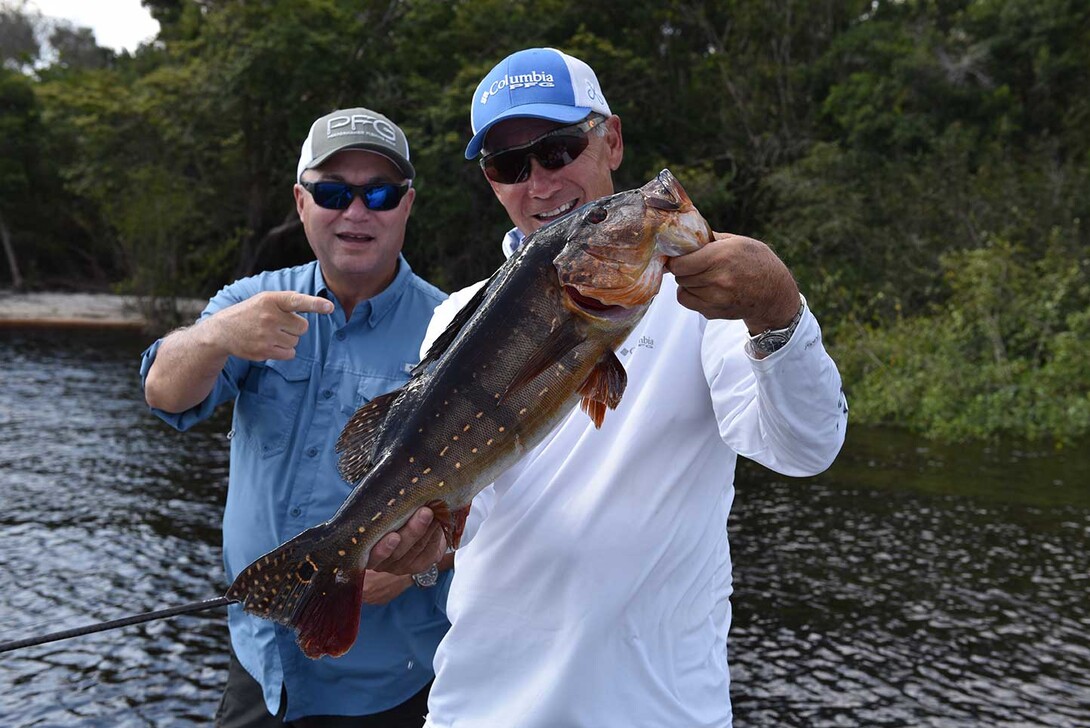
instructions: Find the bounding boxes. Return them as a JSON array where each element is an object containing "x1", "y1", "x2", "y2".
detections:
[{"x1": 0, "y1": 596, "x2": 235, "y2": 655}]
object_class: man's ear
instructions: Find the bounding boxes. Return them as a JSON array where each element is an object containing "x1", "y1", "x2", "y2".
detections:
[
  {"x1": 293, "y1": 183, "x2": 307, "y2": 218},
  {"x1": 604, "y1": 115, "x2": 624, "y2": 172}
]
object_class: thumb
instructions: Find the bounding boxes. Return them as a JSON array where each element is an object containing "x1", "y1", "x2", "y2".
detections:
[{"x1": 273, "y1": 291, "x2": 334, "y2": 315}]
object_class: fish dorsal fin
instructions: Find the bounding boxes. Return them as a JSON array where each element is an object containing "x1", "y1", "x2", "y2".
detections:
[
  {"x1": 412, "y1": 272, "x2": 499, "y2": 378},
  {"x1": 336, "y1": 388, "x2": 402, "y2": 483},
  {"x1": 578, "y1": 350, "x2": 628, "y2": 428},
  {"x1": 500, "y1": 317, "x2": 585, "y2": 403}
]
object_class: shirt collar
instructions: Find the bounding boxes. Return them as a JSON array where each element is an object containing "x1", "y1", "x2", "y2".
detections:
[
  {"x1": 501, "y1": 227, "x2": 526, "y2": 259},
  {"x1": 313, "y1": 255, "x2": 413, "y2": 327}
]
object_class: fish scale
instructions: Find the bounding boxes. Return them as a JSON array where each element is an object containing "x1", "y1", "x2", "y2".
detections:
[{"x1": 225, "y1": 170, "x2": 712, "y2": 658}]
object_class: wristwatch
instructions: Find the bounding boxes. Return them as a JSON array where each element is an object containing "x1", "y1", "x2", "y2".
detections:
[
  {"x1": 411, "y1": 563, "x2": 439, "y2": 589},
  {"x1": 747, "y1": 295, "x2": 806, "y2": 357}
]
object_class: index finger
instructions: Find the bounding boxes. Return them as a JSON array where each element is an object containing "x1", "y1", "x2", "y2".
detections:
[{"x1": 273, "y1": 291, "x2": 334, "y2": 315}]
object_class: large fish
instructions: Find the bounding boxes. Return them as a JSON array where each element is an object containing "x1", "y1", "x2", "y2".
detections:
[{"x1": 225, "y1": 169, "x2": 712, "y2": 658}]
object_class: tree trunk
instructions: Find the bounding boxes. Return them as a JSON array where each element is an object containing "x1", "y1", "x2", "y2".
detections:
[{"x1": 0, "y1": 211, "x2": 23, "y2": 290}]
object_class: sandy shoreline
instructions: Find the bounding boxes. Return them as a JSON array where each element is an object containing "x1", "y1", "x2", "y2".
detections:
[{"x1": 0, "y1": 291, "x2": 206, "y2": 329}]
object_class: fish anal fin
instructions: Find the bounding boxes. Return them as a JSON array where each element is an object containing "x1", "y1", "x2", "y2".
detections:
[
  {"x1": 336, "y1": 389, "x2": 401, "y2": 483},
  {"x1": 294, "y1": 567, "x2": 366, "y2": 659},
  {"x1": 578, "y1": 350, "x2": 628, "y2": 428},
  {"x1": 225, "y1": 524, "x2": 366, "y2": 659},
  {"x1": 501, "y1": 318, "x2": 584, "y2": 404}
]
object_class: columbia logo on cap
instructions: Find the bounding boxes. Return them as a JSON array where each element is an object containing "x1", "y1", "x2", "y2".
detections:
[{"x1": 479, "y1": 71, "x2": 557, "y2": 104}]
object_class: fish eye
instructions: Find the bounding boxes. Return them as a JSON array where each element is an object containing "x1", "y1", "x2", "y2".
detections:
[{"x1": 585, "y1": 206, "x2": 608, "y2": 224}]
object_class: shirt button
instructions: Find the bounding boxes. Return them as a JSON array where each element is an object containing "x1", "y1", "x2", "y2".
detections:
[
  {"x1": 335, "y1": 330, "x2": 346, "y2": 341},
  {"x1": 322, "y1": 389, "x2": 333, "y2": 399},
  {"x1": 290, "y1": 507, "x2": 302, "y2": 517},
  {"x1": 306, "y1": 447, "x2": 318, "y2": 458}
]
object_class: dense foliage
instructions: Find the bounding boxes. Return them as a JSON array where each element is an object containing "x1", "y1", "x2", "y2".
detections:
[{"x1": 1, "y1": 0, "x2": 1087, "y2": 442}]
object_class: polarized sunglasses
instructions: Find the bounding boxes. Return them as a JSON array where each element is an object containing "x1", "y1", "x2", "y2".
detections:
[
  {"x1": 479, "y1": 115, "x2": 606, "y2": 185},
  {"x1": 300, "y1": 180, "x2": 410, "y2": 211}
]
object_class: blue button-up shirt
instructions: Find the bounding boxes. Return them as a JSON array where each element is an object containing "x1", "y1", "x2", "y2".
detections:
[{"x1": 140, "y1": 257, "x2": 451, "y2": 720}]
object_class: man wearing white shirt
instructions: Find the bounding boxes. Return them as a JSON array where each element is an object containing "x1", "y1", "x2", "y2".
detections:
[{"x1": 379, "y1": 47, "x2": 848, "y2": 728}]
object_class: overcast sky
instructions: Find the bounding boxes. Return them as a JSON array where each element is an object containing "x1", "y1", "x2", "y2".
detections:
[{"x1": 26, "y1": 0, "x2": 160, "y2": 52}]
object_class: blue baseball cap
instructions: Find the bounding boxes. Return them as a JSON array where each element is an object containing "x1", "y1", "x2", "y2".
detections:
[{"x1": 465, "y1": 47, "x2": 612, "y2": 160}]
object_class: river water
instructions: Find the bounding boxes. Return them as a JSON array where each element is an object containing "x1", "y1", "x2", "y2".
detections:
[{"x1": 1, "y1": 328, "x2": 1088, "y2": 727}]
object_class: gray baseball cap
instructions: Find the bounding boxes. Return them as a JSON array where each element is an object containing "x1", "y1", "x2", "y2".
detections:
[{"x1": 296, "y1": 107, "x2": 415, "y2": 182}]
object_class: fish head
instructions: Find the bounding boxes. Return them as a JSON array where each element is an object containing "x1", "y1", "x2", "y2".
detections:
[{"x1": 553, "y1": 169, "x2": 711, "y2": 324}]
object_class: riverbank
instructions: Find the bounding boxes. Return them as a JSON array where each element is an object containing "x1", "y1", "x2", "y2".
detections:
[{"x1": 0, "y1": 290, "x2": 205, "y2": 329}]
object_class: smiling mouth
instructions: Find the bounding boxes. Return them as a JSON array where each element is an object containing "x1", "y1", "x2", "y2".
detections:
[
  {"x1": 533, "y1": 199, "x2": 578, "y2": 222},
  {"x1": 337, "y1": 232, "x2": 375, "y2": 243}
]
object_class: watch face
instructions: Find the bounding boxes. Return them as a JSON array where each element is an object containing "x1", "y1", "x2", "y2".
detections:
[
  {"x1": 413, "y1": 564, "x2": 439, "y2": 588},
  {"x1": 755, "y1": 331, "x2": 790, "y2": 354}
]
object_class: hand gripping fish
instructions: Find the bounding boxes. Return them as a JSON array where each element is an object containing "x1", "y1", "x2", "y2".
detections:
[{"x1": 225, "y1": 169, "x2": 712, "y2": 658}]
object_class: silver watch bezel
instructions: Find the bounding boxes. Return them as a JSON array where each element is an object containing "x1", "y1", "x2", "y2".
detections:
[{"x1": 412, "y1": 563, "x2": 439, "y2": 588}]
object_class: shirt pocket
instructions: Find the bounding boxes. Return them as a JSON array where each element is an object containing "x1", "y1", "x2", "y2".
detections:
[{"x1": 236, "y1": 357, "x2": 313, "y2": 459}]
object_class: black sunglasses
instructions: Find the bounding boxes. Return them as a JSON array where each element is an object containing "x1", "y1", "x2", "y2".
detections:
[
  {"x1": 479, "y1": 115, "x2": 606, "y2": 185},
  {"x1": 300, "y1": 180, "x2": 410, "y2": 211}
]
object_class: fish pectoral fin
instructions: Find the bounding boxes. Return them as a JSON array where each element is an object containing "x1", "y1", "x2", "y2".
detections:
[
  {"x1": 423, "y1": 500, "x2": 470, "y2": 551},
  {"x1": 578, "y1": 350, "x2": 628, "y2": 428},
  {"x1": 500, "y1": 317, "x2": 584, "y2": 404},
  {"x1": 336, "y1": 389, "x2": 402, "y2": 483},
  {"x1": 225, "y1": 524, "x2": 366, "y2": 659},
  {"x1": 451, "y1": 505, "x2": 471, "y2": 550}
]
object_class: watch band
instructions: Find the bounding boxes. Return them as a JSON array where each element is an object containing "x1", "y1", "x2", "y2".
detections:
[{"x1": 747, "y1": 294, "x2": 806, "y2": 357}]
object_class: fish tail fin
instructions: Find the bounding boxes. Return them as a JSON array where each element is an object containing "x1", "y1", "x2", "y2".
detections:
[{"x1": 225, "y1": 524, "x2": 366, "y2": 659}]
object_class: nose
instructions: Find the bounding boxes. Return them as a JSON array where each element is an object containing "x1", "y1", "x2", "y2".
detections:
[
  {"x1": 341, "y1": 194, "x2": 373, "y2": 220},
  {"x1": 524, "y1": 157, "x2": 562, "y2": 198}
]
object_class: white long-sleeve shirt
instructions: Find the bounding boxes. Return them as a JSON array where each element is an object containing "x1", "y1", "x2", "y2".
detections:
[{"x1": 422, "y1": 233, "x2": 847, "y2": 728}]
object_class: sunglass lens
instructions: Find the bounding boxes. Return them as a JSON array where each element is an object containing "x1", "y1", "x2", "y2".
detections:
[
  {"x1": 364, "y1": 184, "x2": 398, "y2": 211},
  {"x1": 484, "y1": 154, "x2": 528, "y2": 185},
  {"x1": 536, "y1": 135, "x2": 587, "y2": 171},
  {"x1": 312, "y1": 182, "x2": 352, "y2": 210}
]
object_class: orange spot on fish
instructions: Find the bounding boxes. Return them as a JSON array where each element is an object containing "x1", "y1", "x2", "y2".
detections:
[
  {"x1": 439, "y1": 446, "x2": 449, "y2": 456},
  {"x1": 371, "y1": 512, "x2": 383, "y2": 522}
]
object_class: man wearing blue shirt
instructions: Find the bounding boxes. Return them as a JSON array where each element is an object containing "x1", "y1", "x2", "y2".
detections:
[{"x1": 141, "y1": 108, "x2": 451, "y2": 727}]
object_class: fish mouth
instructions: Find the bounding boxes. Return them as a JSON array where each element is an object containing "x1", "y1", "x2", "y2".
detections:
[{"x1": 564, "y1": 286, "x2": 631, "y2": 319}]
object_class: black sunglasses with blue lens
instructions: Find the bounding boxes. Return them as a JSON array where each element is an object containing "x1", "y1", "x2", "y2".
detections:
[{"x1": 300, "y1": 180, "x2": 410, "y2": 211}]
